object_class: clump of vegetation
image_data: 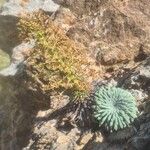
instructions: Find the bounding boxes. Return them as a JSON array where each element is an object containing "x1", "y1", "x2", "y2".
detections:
[
  {"x1": 0, "y1": 49, "x2": 10, "y2": 71},
  {"x1": 18, "y1": 11, "x2": 98, "y2": 101},
  {"x1": 93, "y1": 86, "x2": 138, "y2": 132}
]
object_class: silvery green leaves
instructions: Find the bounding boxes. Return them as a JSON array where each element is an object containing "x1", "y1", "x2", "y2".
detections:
[{"x1": 93, "y1": 86, "x2": 138, "y2": 132}]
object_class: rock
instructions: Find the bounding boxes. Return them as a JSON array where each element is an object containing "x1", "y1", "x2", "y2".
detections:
[
  {"x1": 0, "y1": 1, "x2": 36, "y2": 77},
  {"x1": 54, "y1": 0, "x2": 105, "y2": 15},
  {"x1": 41, "y1": 0, "x2": 60, "y2": 12},
  {"x1": 0, "y1": 49, "x2": 10, "y2": 70},
  {"x1": 130, "y1": 89, "x2": 148, "y2": 106},
  {"x1": 117, "y1": 57, "x2": 150, "y2": 104},
  {"x1": 23, "y1": 119, "x2": 81, "y2": 150},
  {"x1": 107, "y1": 127, "x2": 137, "y2": 142},
  {"x1": 144, "y1": 101, "x2": 150, "y2": 113},
  {"x1": 90, "y1": 143, "x2": 125, "y2": 150},
  {"x1": 77, "y1": 132, "x2": 95, "y2": 150},
  {"x1": 1, "y1": 0, "x2": 60, "y2": 16},
  {"x1": 0, "y1": 76, "x2": 34, "y2": 150},
  {"x1": 25, "y1": 0, "x2": 60, "y2": 13},
  {"x1": 64, "y1": 0, "x2": 150, "y2": 68},
  {"x1": 0, "y1": 0, "x2": 149, "y2": 150},
  {"x1": 0, "y1": 40, "x2": 35, "y2": 76},
  {"x1": 0, "y1": 15, "x2": 19, "y2": 54},
  {"x1": 54, "y1": 8, "x2": 76, "y2": 32},
  {"x1": 0, "y1": 63, "x2": 22, "y2": 76},
  {"x1": 82, "y1": 133, "x2": 124, "y2": 150},
  {"x1": 79, "y1": 132, "x2": 93, "y2": 145},
  {"x1": 50, "y1": 92, "x2": 70, "y2": 110},
  {"x1": 140, "y1": 66, "x2": 150, "y2": 78},
  {"x1": 23, "y1": 1, "x2": 150, "y2": 148},
  {"x1": 126, "y1": 136, "x2": 150, "y2": 150},
  {"x1": 113, "y1": 57, "x2": 150, "y2": 149},
  {"x1": 36, "y1": 110, "x2": 53, "y2": 118},
  {"x1": 1, "y1": 2, "x2": 24, "y2": 16},
  {"x1": 139, "y1": 58, "x2": 150, "y2": 79},
  {"x1": 56, "y1": 128, "x2": 80, "y2": 150}
]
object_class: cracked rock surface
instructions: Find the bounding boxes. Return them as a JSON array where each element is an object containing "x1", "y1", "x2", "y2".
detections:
[{"x1": 0, "y1": 0, "x2": 149, "y2": 150}]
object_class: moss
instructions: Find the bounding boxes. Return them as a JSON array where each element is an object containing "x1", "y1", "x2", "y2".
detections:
[
  {"x1": 0, "y1": 49, "x2": 10, "y2": 70},
  {"x1": 18, "y1": 11, "x2": 95, "y2": 101},
  {"x1": 0, "y1": 0, "x2": 5, "y2": 8}
]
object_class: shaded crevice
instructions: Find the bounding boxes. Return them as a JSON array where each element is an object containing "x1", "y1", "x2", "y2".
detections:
[{"x1": 0, "y1": 15, "x2": 20, "y2": 55}]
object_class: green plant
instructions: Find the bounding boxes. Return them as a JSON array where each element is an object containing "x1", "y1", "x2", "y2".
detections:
[
  {"x1": 93, "y1": 86, "x2": 138, "y2": 132},
  {"x1": 0, "y1": 49, "x2": 10, "y2": 70},
  {"x1": 18, "y1": 11, "x2": 100, "y2": 101}
]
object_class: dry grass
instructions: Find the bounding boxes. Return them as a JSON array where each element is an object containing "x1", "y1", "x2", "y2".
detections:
[{"x1": 18, "y1": 11, "x2": 101, "y2": 101}]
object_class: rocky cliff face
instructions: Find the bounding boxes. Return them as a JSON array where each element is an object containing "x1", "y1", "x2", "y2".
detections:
[
  {"x1": 0, "y1": 1, "x2": 60, "y2": 149},
  {"x1": 0, "y1": 0, "x2": 149, "y2": 150},
  {"x1": 59, "y1": 0, "x2": 150, "y2": 66}
]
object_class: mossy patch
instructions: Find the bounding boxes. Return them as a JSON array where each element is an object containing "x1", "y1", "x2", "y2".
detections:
[
  {"x1": 0, "y1": 0, "x2": 5, "y2": 8},
  {"x1": 18, "y1": 11, "x2": 100, "y2": 101},
  {"x1": 0, "y1": 49, "x2": 10, "y2": 70}
]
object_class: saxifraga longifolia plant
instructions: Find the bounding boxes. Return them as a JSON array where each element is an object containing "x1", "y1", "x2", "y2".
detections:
[
  {"x1": 18, "y1": 11, "x2": 100, "y2": 128},
  {"x1": 93, "y1": 86, "x2": 138, "y2": 132}
]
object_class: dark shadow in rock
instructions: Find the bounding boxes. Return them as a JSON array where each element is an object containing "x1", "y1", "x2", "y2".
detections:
[
  {"x1": 125, "y1": 114, "x2": 150, "y2": 150},
  {"x1": 126, "y1": 135, "x2": 150, "y2": 150},
  {"x1": 81, "y1": 132, "x2": 125, "y2": 150},
  {"x1": 108, "y1": 57, "x2": 150, "y2": 149},
  {"x1": 39, "y1": 102, "x2": 72, "y2": 121},
  {"x1": 134, "y1": 44, "x2": 148, "y2": 62},
  {"x1": 115, "y1": 57, "x2": 150, "y2": 92},
  {"x1": 34, "y1": 102, "x2": 75, "y2": 133},
  {"x1": 10, "y1": 54, "x2": 150, "y2": 149},
  {"x1": 0, "y1": 15, "x2": 20, "y2": 55},
  {"x1": 0, "y1": 74, "x2": 40, "y2": 149},
  {"x1": 35, "y1": 99, "x2": 96, "y2": 133},
  {"x1": 15, "y1": 90, "x2": 39, "y2": 148}
]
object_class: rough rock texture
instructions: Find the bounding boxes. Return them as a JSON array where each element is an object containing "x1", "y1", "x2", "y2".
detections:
[
  {"x1": 23, "y1": 0, "x2": 150, "y2": 149},
  {"x1": 23, "y1": 119, "x2": 80, "y2": 150},
  {"x1": 22, "y1": 109, "x2": 102, "y2": 150},
  {"x1": 0, "y1": 0, "x2": 150, "y2": 150},
  {"x1": 0, "y1": 40, "x2": 35, "y2": 76},
  {"x1": 0, "y1": 0, "x2": 59, "y2": 149},
  {"x1": 1, "y1": 0, "x2": 60, "y2": 16},
  {"x1": 0, "y1": 0, "x2": 59, "y2": 76},
  {"x1": 0, "y1": 14, "x2": 19, "y2": 55},
  {"x1": 23, "y1": 57, "x2": 150, "y2": 150},
  {"x1": 0, "y1": 76, "x2": 35, "y2": 150},
  {"x1": 120, "y1": 58, "x2": 150, "y2": 150},
  {"x1": 57, "y1": 0, "x2": 150, "y2": 68}
]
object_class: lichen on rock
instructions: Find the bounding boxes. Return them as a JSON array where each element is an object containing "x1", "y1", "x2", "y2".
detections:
[{"x1": 0, "y1": 49, "x2": 10, "y2": 70}]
